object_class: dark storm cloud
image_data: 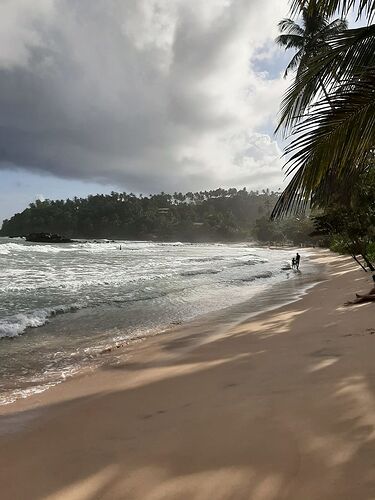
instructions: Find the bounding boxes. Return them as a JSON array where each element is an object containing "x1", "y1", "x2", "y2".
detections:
[{"x1": 0, "y1": 0, "x2": 288, "y2": 192}]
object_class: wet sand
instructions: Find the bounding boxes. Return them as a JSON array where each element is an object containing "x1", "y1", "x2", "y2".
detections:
[{"x1": 1, "y1": 252, "x2": 375, "y2": 499}]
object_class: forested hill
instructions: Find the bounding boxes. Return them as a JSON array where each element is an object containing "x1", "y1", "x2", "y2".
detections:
[{"x1": 1, "y1": 188, "x2": 280, "y2": 242}]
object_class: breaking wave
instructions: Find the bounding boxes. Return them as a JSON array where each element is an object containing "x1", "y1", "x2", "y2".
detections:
[
  {"x1": 180, "y1": 268, "x2": 221, "y2": 277},
  {"x1": 240, "y1": 271, "x2": 274, "y2": 282},
  {"x1": 0, "y1": 304, "x2": 83, "y2": 339}
]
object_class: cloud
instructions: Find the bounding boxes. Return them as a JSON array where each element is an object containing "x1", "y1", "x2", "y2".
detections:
[
  {"x1": 0, "y1": 0, "x2": 288, "y2": 193},
  {"x1": 0, "y1": 0, "x2": 55, "y2": 68}
]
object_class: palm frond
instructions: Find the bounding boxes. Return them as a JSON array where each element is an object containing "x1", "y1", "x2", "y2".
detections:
[
  {"x1": 318, "y1": 18, "x2": 348, "y2": 38},
  {"x1": 272, "y1": 68, "x2": 375, "y2": 218},
  {"x1": 278, "y1": 18, "x2": 305, "y2": 36},
  {"x1": 284, "y1": 50, "x2": 304, "y2": 77},
  {"x1": 277, "y1": 24, "x2": 375, "y2": 135},
  {"x1": 276, "y1": 34, "x2": 304, "y2": 50},
  {"x1": 271, "y1": 169, "x2": 309, "y2": 218},
  {"x1": 290, "y1": 0, "x2": 375, "y2": 20}
]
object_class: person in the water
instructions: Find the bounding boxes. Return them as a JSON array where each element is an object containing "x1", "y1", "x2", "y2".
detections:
[{"x1": 295, "y1": 253, "x2": 300, "y2": 270}]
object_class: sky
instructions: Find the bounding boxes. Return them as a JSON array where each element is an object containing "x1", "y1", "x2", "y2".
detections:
[{"x1": 0, "y1": 0, "x2": 294, "y2": 222}]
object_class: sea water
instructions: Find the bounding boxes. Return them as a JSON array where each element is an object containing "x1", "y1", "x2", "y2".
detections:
[{"x1": 0, "y1": 237, "x2": 321, "y2": 404}]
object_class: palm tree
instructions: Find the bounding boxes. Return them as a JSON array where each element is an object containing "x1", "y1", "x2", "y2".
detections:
[
  {"x1": 276, "y1": 3, "x2": 347, "y2": 130},
  {"x1": 272, "y1": 0, "x2": 375, "y2": 218},
  {"x1": 276, "y1": 6, "x2": 347, "y2": 79}
]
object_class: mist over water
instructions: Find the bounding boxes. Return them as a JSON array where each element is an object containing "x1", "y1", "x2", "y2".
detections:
[{"x1": 0, "y1": 238, "x2": 319, "y2": 404}]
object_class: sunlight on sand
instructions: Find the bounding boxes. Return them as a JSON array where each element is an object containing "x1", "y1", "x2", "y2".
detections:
[
  {"x1": 308, "y1": 358, "x2": 339, "y2": 373},
  {"x1": 331, "y1": 269, "x2": 358, "y2": 277},
  {"x1": 45, "y1": 466, "x2": 118, "y2": 500},
  {"x1": 236, "y1": 308, "x2": 308, "y2": 339},
  {"x1": 120, "y1": 468, "x2": 283, "y2": 500},
  {"x1": 336, "y1": 302, "x2": 371, "y2": 312},
  {"x1": 336, "y1": 375, "x2": 375, "y2": 442},
  {"x1": 301, "y1": 374, "x2": 375, "y2": 469},
  {"x1": 304, "y1": 429, "x2": 357, "y2": 467},
  {"x1": 125, "y1": 352, "x2": 257, "y2": 391},
  {"x1": 145, "y1": 468, "x2": 256, "y2": 500}
]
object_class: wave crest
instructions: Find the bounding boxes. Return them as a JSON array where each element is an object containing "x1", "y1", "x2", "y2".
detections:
[
  {"x1": 0, "y1": 304, "x2": 82, "y2": 339},
  {"x1": 180, "y1": 268, "x2": 221, "y2": 277}
]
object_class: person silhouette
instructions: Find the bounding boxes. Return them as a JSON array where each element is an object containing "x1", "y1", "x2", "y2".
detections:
[{"x1": 295, "y1": 253, "x2": 300, "y2": 270}]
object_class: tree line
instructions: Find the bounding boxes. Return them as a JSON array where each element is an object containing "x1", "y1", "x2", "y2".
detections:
[{"x1": 0, "y1": 188, "x2": 317, "y2": 244}]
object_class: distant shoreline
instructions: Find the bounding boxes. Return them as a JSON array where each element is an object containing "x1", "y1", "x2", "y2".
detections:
[{"x1": 0, "y1": 234, "x2": 319, "y2": 248}]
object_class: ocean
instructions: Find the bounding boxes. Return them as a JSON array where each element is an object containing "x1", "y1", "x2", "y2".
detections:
[{"x1": 0, "y1": 237, "x2": 321, "y2": 404}]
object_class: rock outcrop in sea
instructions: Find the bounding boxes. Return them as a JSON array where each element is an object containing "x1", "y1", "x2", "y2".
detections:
[{"x1": 26, "y1": 233, "x2": 74, "y2": 243}]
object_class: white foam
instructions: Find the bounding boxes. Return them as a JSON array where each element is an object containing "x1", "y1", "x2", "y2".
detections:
[
  {"x1": 0, "y1": 242, "x2": 65, "y2": 254},
  {"x1": 0, "y1": 304, "x2": 82, "y2": 338}
]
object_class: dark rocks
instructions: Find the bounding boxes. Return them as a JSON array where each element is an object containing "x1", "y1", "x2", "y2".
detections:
[{"x1": 26, "y1": 232, "x2": 74, "y2": 243}]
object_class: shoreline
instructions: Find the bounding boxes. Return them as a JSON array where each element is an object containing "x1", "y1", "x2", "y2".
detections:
[
  {"x1": 1, "y1": 251, "x2": 375, "y2": 499},
  {"x1": 0, "y1": 248, "x2": 324, "y2": 407}
]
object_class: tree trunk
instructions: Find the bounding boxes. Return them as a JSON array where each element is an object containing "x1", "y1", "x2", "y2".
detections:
[
  {"x1": 361, "y1": 253, "x2": 375, "y2": 272},
  {"x1": 352, "y1": 254, "x2": 367, "y2": 272}
]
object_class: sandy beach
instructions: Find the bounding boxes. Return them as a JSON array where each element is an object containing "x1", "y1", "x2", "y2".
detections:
[{"x1": 1, "y1": 251, "x2": 375, "y2": 499}]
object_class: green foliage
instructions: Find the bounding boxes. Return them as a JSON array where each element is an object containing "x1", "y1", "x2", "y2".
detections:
[
  {"x1": 0, "y1": 188, "x2": 282, "y2": 242},
  {"x1": 276, "y1": 5, "x2": 346, "y2": 81},
  {"x1": 273, "y1": 0, "x2": 375, "y2": 218},
  {"x1": 367, "y1": 241, "x2": 375, "y2": 263},
  {"x1": 253, "y1": 215, "x2": 316, "y2": 245},
  {"x1": 311, "y1": 169, "x2": 375, "y2": 266},
  {"x1": 276, "y1": 4, "x2": 347, "y2": 135}
]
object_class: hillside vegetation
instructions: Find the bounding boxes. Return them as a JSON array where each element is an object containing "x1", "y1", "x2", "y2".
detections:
[{"x1": 0, "y1": 188, "x2": 315, "y2": 244}]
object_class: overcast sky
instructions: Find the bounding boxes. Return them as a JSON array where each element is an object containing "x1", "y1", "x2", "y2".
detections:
[{"x1": 0, "y1": 0, "x2": 293, "y2": 222}]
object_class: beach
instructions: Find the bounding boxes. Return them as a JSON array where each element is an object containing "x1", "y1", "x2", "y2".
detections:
[
  {"x1": 0, "y1": 239, "x2": 319, "y2": 405},
  {"x1": 1, "y1": 251, "x2": 375, "y2": 499}
]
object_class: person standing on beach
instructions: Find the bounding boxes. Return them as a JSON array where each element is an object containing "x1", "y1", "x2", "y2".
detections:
[{"x1": 296, "y1": 252, "x2": 300, "y2": 270}]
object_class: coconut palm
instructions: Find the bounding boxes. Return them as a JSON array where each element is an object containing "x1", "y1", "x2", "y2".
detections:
[
  {"x1": 272, "y1": 70, "x2": 375, "y2": 217},
  {"x1": 276, "y1": 6, "x2": 347, "y2": 79},
  {"x1": 276, "y1": 3, "x2": 347, "y2": 132},
  {"x1": 272, "y1": 0, "x2": 375, "y2": 218}
]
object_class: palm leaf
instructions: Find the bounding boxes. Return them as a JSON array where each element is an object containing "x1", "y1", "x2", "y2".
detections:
[
  {"x1": 278, "y1": 18, "x2": 305, "y2": 36},
  {"x1": 290, "y1": 0, "x2": 375, "y2": 20},
  {"x1": 284, "y1": 50, "x2": 304, "y2": 76},
  {"x1": 318, "y1": 18, "x2": 348, "y2": 39},
  {"x1": 276, "y1": 34, "x2": 304, "y2": 50},
  {"x1": 277, "y1": 24, "x2": 375, "y2": 135},
  {"x1": 271, "y1": 169, "x2": 309, "y2": 219},
  {"x1": 272, "y1": 68, "x2": 375, "y2": 218}
]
